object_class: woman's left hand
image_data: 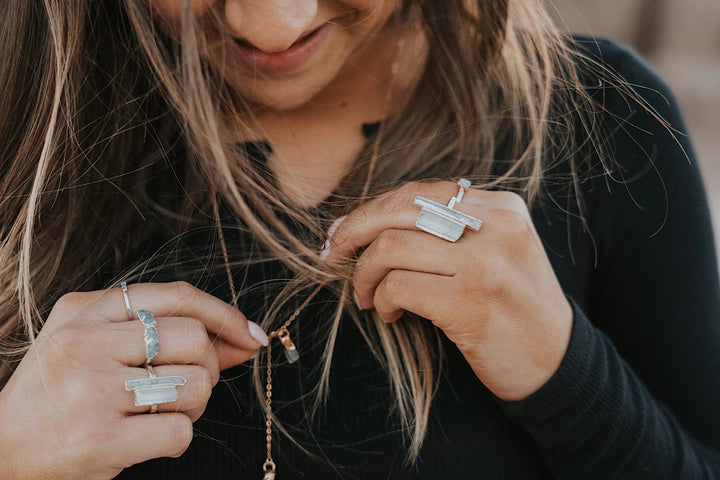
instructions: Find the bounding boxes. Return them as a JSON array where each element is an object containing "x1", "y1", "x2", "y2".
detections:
[{"x1": 322, "y1": 181, "x2": 573, "y2": 402}]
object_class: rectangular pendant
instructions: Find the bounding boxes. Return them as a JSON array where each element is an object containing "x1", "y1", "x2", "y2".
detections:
[{"x1": 277, "y1": 328, "x2": 299, "y2": 364}]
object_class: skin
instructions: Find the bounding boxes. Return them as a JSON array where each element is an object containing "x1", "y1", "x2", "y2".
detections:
[
  {"x1": 322, "y1": 183, "x2": 573, "y2": 401},
  {"x1": 0, "y1": 282, "x2": 266, "y2": 479},
  {"x1": 0, "y1": 0, "x2": 573, "y2": 477}
]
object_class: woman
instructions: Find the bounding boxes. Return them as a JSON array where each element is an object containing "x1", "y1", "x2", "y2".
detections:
[{"x1": 0, "y1": 0, "x2": 718, "y2": 478}]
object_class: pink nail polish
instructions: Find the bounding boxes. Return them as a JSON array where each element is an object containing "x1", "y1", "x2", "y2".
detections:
[
  {"x1": 319, "y1": 215, "x2": 348, "y2": 261},
  {"x1": 319, "y1": 239, "x2": 331, "y2": 261},
  {"x1": 247, "y1": 320, "x2": 269, "y2": 346},
  {"x1": 326, "y1": 215, "x2": 347, "y2": 239}
]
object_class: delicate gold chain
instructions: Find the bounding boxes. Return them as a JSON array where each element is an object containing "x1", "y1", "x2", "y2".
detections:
[
  {"x1": 209, "y1": 34, "x2": 403, "y2": 478},
  {"x1": 212, "y1": 198, "x2": 323, "y2": 479}
]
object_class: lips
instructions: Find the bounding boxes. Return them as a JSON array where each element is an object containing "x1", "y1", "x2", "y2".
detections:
[{"x1": 229, "y1": 23, "x2": 331, "y2": 75}]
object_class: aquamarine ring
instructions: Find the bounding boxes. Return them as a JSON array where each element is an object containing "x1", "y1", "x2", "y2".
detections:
[{"x1": 138, "y1": 309, "x2": 159, "y2": 365}]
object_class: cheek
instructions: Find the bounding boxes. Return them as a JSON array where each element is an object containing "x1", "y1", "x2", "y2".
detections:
[
  {"x1": 342, "y1": 0, "x2": 401, "y2": 31},
  {"x1": 339, "y1": 0, "x2": 395, "y2": 8},
  {"x1": 147, "y1": 0, "x2": 217, "y2": 21}
]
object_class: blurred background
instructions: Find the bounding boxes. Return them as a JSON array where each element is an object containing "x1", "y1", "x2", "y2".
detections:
[{"x1": 549, "y1": 0, "x2": 720, "y2": 262}]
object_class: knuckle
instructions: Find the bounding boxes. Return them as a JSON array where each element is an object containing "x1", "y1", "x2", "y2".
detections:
[
  {"x1": 196, "y1": 369, "x2": 214, "y2": 403},
  {"x1": 497, "y1": 190, "x2": 525, "y2": 207},
  {"x1": 182, "y1": 318, "x2": 211, "y2": 357},
  {"x1": 381, "y1": 188, "x2": 413, "y2": 216},
  {"x1": 376, "y1": 229, "x2": 405, "y2": 255},
  {"x1": 171, "y1": 281, "x2": 201, "y2": 308},
  {"x1": 401, "y1": 180, "x2": 420, "y2": 192},
  {"x1": 167, "y1": 415, "x2": 194, "y2": 457},
  {"x1": 50, "y1": 292, "x2": 87, "y2": 319},
  {"x1": 382, "y1": 270, "x2": 406, "y2": 299},
  {"x1": 496, "y1": 210, "x2": 535, "y2": 254}
]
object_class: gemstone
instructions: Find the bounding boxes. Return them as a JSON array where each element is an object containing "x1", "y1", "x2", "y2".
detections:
[
  {"x1": 284, "y1": 348, "x2": 299, "y2": 364},
  {"x1": 133, "y1": 385, "x2": 179, "y2": 406},
  {"x1": 416, "y1": 209, "x2": 464, "y2": 242},
  {"x1": 145, "y1": 325, "x2": 158, "y2": 341},
  {"x1": 138, "y1": 309, "x2": 156, "y2": 326},
  {"x1": 145, "y1": 325, "x2": 159, "y2": 359}
]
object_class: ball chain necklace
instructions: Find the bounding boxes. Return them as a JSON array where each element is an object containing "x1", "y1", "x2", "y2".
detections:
[{"x1": 211, "y1": 34, "x2": 405, "y2": 479}]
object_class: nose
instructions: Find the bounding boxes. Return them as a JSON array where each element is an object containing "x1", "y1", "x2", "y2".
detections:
[{"x1": 225, "y1": 0, "x2": 319, "y2": 53}]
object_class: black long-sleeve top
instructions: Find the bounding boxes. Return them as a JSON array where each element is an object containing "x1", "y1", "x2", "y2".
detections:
[{"x1": 117, "y1": 38, "x2": 720, "y2": 479}]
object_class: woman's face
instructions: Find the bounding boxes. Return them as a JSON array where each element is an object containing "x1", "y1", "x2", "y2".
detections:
[{"x1": 149, "y1": 0, "x2": 402, "y2": 111}]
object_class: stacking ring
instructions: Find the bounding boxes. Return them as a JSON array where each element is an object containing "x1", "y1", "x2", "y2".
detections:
[
  {"x1": 147, "y1": 365, "x2": 158, "y2": 413},
  {"x1": 413, "y1": 178, "x2": 482, "y2": 242},
  {"x1": 125, "y1": 364, "x2": 187, "y2": 413},
  {"x1": 120, "y1": 281, "x2": 133, "y2": 321},
  {"x1": 138, "y1": 309, "x2": 159, "y2": 365}
]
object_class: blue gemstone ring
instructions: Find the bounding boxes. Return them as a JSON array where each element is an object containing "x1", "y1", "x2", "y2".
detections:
[{"x1": 137, "y1": 309, "x2": 159, "y2": 365}]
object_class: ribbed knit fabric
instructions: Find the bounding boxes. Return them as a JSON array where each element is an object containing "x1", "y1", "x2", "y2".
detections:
[{"x1": 115, "y1": 38, "x2": 720, "y2": 479}]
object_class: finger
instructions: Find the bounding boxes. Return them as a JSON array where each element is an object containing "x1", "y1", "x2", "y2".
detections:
[
  {"x1": 324, "y1": 181, "x2": 487, "y2": 263},
  {"x1": 323, "y1": 184, "x2": 534, "y2": 264},
  {"x1": 115, "y1": 412, "x2": 194, "y2": 465},
  {"x1": 211, "y1": 337, "x2": 258, "y2": 371},
  {"x1": 352, "y1": 229, "x2": 458, "y2": 310},
  {"x1": 88, "y1": 282, "x2": 268, "y2": 351},
  {"x1": 121, "y1": 365, "x2": 213, "y2": 421},
  {"x1": 106, "y1": 317, "x2": 219, "y2": 378},
  {"x1": 372, "y1": 269, "x2": 455, "y2": 324}
]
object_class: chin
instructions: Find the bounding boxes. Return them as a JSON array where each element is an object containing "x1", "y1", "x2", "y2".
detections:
[{"x1": 238, "y1": 80, "x2": 331, "y2": 112}]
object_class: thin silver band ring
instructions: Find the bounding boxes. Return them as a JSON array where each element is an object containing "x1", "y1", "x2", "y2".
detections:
[{"x1": 120, "y1": 281, "x2": 133, "y2": 321}]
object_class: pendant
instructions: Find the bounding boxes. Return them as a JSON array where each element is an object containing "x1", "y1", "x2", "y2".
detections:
[
  {"x1": 277, "y1": 328, "x2": 299, "y2": 364},
  {"x1": 263, "y1": 460, "x2": 276, "y2": 479}
]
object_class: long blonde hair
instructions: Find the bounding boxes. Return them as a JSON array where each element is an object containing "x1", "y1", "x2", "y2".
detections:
[{"x1": 0, "y1": 0, "x2": 606, "y2": 462}]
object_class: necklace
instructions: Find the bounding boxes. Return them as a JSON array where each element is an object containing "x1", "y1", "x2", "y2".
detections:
[
  {"x1": 212, "y1": 198, "x2": 324, "y2": 479},
  {"x1": 211, "y1": 35, "x2": 405, "y2": 479}
]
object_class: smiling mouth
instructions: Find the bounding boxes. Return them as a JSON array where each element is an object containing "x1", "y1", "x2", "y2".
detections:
[
  {"x1": 228, "y1": 22, "x2": 333, "y2": 75},
  {"x1": 233, "y1": 26, "x2": 322, "y2": 52}
]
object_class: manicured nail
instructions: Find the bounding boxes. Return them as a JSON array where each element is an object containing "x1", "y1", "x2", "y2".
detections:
[
  {"x1": 327, "y1": 214, "x2": 347, "y2": 239},
  {"x1": 352, "y1": 289, "x2": 363, "y2": 310},
  {"x1": 319, "y1": 239, "x2": 331, "y2": 261},
  {"x1": 319, "y1": 215, "x2": 347, "y2": 261},
  {"x1": 247, "y1": 320, "x2": 269, "y2": 347}
]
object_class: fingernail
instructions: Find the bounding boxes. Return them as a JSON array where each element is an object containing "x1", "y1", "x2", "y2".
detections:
[
  {"x1": 326, "y1": 214, "x2": 348, "y2": 239},
  {"x1": 352, "y1": 289, "x2": 363, "y2": 310},
  {"x1": 247, "y1": 320, "x2": 269, "y2": 347},
  {"x1": 319, "y1": 239, "x2": 331, "y2": 261},
  {"x1": 319, "y1": 215, "x2": 347, "y2": 261}
]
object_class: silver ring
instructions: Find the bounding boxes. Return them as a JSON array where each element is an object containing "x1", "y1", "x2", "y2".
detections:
[
  {"x1": 413, "y1": 178, "x2": 482, "y2": 242},
  {"x1": 447, "y1": 178, "x2": 471, "y2": 208},
  {"x1": 120, "y1": 282, "x2": 133, "y2": 321},
  {"x1": 138, "y1": 309, "x2": 159, "y2": 365},
  {"x1": 147, "y1": 365, "x2": 158, "y2": 413},
  {"x1": 125, "y1": 364, "x2": 187, "y2": 413}
]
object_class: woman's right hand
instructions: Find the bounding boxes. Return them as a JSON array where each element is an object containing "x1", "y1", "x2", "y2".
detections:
[{"x1": 0, "y1": 281, "x2": 267, "y2": 480}]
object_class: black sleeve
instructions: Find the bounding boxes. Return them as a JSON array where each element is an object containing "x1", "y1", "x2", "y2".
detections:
[{"x1": 497, "y1": 38, "x2": 720, "y2": 479}]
